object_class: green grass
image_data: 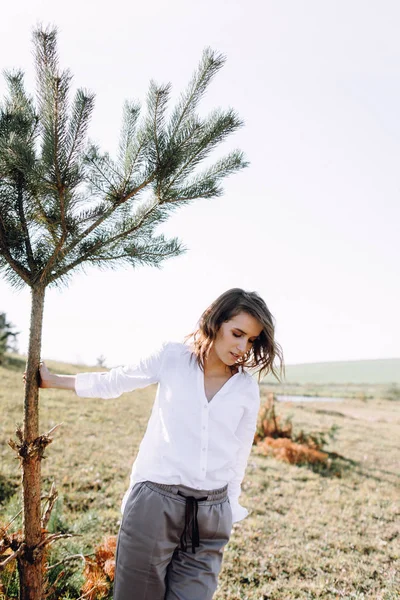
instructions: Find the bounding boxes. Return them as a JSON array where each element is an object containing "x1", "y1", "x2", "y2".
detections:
[{"x1": 1, "y1": 354, "x2": 399, "y2": 599}]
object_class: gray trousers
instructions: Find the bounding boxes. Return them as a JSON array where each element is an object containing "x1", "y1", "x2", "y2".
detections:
[{"x1": 113, "y1": 481, "x2": 233, "y2": 600}]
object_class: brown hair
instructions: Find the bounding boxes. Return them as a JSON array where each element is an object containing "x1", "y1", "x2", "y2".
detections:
[{"x1": 186, "y1": 288, "x2": 284, "y2": 381}]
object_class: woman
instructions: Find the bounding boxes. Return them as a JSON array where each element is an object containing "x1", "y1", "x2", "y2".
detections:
[{"x1": 37, "y1": 288, "x2": 283, "y2": 600}]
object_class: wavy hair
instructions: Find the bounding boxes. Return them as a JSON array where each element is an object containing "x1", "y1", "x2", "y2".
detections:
[{"x1": 186, "y1": 288, "x2": 284, "y2": 381}]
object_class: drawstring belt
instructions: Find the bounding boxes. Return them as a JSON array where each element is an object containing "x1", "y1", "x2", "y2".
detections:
[{"x1": 177, "y1": 491, "x2": 208, "y2": 554}]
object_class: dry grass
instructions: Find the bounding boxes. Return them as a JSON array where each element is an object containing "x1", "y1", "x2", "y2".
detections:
[
  {"x1": 81, "y1": 536, "x2": 116, "y2": 600},
  {"x1": 0, "y1": 355, "x2": 399, "y2": 599},
  {"x1": 255, "y1": 437, "x2": 329, "y2": 466}
]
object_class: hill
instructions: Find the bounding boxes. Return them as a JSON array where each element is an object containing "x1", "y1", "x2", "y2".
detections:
[{"x1": 264, "y1": 357, "x2": 400, "y2": 385}]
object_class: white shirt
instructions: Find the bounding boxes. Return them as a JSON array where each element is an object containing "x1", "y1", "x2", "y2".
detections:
[{"x1": 75, "y1": 341, "x2": 260, "y2": 523}]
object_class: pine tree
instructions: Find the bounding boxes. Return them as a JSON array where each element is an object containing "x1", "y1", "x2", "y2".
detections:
[
  {"x1": 0, "y1": 312, "x2": 19, "y2": 361},
  {"x1": 0, "y1": 25, "x2": 247, "y2": 600}
]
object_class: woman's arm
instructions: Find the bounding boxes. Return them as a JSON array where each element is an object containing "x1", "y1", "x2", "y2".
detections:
[
  {"x1": 228, "y1": 381, "x2": 260, "y2": 522},
  {"x1": 23, "y1": 362, "x2": 76, "y2": 391},
  {"x1": 24, "y1": 342, "x2": 168, "y2": 398}
]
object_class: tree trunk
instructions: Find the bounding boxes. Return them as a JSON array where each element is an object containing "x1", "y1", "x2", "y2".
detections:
[{"x1": 17, "y1": 285, "x2": 46, "y2": 600}]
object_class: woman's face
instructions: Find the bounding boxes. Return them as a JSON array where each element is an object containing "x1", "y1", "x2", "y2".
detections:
[{"x1": 213, "y1": 311, "x2": 263, "y2": 367}]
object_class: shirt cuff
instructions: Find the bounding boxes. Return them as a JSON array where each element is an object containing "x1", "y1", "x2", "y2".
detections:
[{"x1": 229, "y1": 498, "x2": 250, "y2": 523}]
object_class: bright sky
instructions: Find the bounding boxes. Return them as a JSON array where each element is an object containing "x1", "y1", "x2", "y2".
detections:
[{"x1": 1, "y1": 0, "x2": 399, "y2": 368}]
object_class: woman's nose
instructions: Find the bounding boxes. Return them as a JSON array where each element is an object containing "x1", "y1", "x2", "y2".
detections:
[{"x1": 236, "y1": 340, "x2": 247, "y2": 353}]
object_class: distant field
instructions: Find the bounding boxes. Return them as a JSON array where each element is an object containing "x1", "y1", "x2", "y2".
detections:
[
  {"x1": 1, "y1": 354, "x2": 399, "y2": 599},
  {"x1": 263, "y1": 357, "x2": 400, "y2": 385}
]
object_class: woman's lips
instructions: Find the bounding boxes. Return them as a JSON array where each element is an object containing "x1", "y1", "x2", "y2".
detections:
[{"x1": 230, "y1": 351, "x2": 241, "y2": 360}]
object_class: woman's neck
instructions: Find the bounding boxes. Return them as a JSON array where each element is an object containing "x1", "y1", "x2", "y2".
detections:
[{"x1": 204, "y1": 346, "x2": 238, "y2": 377}]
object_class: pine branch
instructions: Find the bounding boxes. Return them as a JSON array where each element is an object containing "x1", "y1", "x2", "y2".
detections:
[
  {"x1": 124, "y1": 236, "x2": 182, "y2": 264},
  {"x1": 150, "y1": 81, "x2": 170, "y2": 167},
  {"x1": 3, "y1": 70, "x2": 39, "y2": 147},
  {"x1": 31, "y1": 25, "x2": 76, "y2": 282},
  {"x1": 32, "y1": 194, "x2": 59, "y2": 245},
  {"x1": 38, "y1": 209, "x2": 68, "y2": 284},
  {"x1": 117, "y1": 100, "x2": 142, "y2": 179},
  {"x1": 86, "y1": 235, "x2": 183, "y2": 268},
  {"x1": 166, "y1": 149, "x2": 248, "y2": 201},
  {"x1": 169, "y1": 47, "x2": 225, "y2": 140},
  {"x1": 48, "y1": 196, "x2": 161, "y2": 281},
  {"x1": 0, "y1": 214, "x2": 31, "y2": 284},
  {"x1": 162, "y1": 108, "x2": 243, "y2": 196},
  {"x1": 85, "y1": 147, "x2": 121, "y2": 194},
  {"x1": 41, "y1": 481, "x2": 58, "y2": 530},
  {"x1": 59, "y1": 164, "x2": 156, "y2": 264},
  {"x1": 16, "y1": 174, "x2": 35, "y2": 271},
  {"x1": 0, "y1": 543, "x2": 26, "y2": 571},
  {"x1": 46, "y1": 553, "x2": 91, "y2": 570},
  {"x1": 52, "y1": 75, "x2": 69, "y2": 228},
  {"x1": 64, "y1": 88, "x2": 95, "y2": 176}
]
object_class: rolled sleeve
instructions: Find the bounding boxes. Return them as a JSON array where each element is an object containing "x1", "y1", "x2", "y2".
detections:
[
  {"x1": 228, "y1": 379, "x2": 260, "y2": 523},
  {"x1": 74, "y1": 342, "x2": 167, "y2": 399}
]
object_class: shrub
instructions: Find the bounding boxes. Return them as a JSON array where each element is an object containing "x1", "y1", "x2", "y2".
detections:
[
  {"x1": 253, "y1": 393, "x2": 338, "y2": 466},
  {"x1": 0, "y1": 313, "x2": 19, "y2": 364},
  {"x1": 81, "y1": 536, "x2": 116, "y2": 600},
  {"x1": 385, "y1": 383, "x2": 400, "y2": 401},
  {"x1": 254, "y1": 392, "x2": 292, "y2": 442}
]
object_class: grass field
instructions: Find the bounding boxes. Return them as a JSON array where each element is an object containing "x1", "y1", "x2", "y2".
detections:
[{"x1": 1, "y1": 354, "x2": 399, "y2": 599}]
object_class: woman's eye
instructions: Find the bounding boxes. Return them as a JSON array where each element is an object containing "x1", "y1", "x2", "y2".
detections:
[{"x1": 232, "y1": 333, "x2": 241, "y2": 338}]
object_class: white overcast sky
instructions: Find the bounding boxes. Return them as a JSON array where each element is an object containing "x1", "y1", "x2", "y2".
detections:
[{"x1": 0, "y1": 0, "x2": 399, "y2": 367}]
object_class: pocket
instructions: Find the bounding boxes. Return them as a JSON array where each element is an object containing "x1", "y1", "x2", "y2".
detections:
[
  {"x1": 227, "y1": 497, "x2": 233, "y2": 518},
  {"x1": 120, "y1": 482, "x2": 146, "y2": 529},
  {"x1": 211, "y1": 499, "x2": 233, "y2": 542},
  {"x1": 225, "y1": 498, "x2": 233, "y2": 534}
]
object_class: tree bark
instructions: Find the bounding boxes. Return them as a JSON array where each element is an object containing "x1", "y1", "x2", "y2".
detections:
[{"x1": 17, "y1": 285, "x2": 46, "y2": 600}]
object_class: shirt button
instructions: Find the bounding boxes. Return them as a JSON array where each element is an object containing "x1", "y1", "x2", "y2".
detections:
[
  {"x1": 204, "y1": 404, "x2": 208, "y2": 408},
  {"x1": 202, "y1": 426, "x2": 206, "y2": 430},
  {"x1": 202, "y1": 447, "x2": 206, "y2": 452},
  {"x1": 202, "y1": 467, "x2": 205, "y2": 471}
]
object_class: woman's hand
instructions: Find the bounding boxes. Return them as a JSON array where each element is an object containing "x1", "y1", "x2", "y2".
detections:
[
  {"x1": 23, "y1": 361, "x2": 55, "y2": 389},
  {"x1": 38, "y1": 361, "x2": 55, "y2": 388}
]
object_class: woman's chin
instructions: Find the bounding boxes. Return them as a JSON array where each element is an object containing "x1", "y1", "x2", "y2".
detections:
[{"x1": 226, "y1": 353, "x2": 239, "y2": 365}]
